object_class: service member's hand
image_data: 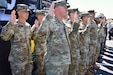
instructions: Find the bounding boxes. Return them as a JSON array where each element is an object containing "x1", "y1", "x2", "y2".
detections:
[
  {"x1": 87, "y1": 18, "x2": 91, "y2": 27},
  {"x1": 48, "y1": 1, "x2": 55, "y2": 17},
  {"x1": 74, "y1": 12, "x2": 80, "y2": 23},
  {"x1": 50, "y1": 1, "x2": 55, "y2": 10},
  {"x1": 34, "y1": 19, "x2": 39, "y2": 27},
  {"x1": 10, "y1": 10, "x2": 16, "y2": 24}
]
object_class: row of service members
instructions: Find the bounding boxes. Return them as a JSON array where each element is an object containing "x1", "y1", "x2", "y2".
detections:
[
  {"x1": 0, "y1": 0, "x2": 107, "y2": 75},
  {"x1": 31, "y1": 7, "x2": 107, "y2": 75}
]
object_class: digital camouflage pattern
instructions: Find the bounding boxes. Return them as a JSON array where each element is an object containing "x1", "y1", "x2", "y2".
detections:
[
  {"x1": 0, "y1": 21, "x2": 33, "y2": 75},
  {"x1": 68, "y1": 21, "x2": 80, "y2": 75},
  {"x1": 31, "y1": 25, "x2": 46, "y2": 75},
  {"x1": 88, "y1": 19, "x2": 99, "y2": 66},
  {"x1": 33, "y1": 15, "x2": 71, "y2": 75},
  {"x1": 98, "y1": 23, "x2": 106, "y2": 49},
  {"x1": 79, "y1": 22, "x2": 90, "y2": 75},
  {"x1": 65, "y1": 20, "x2": 73, "y2": 33},
  {"x1": 98, "y1": 24, "x2": 105, "y2": 43},
  {"x1": 46, "y1": 64, "x2": 69, "y2": 75}
]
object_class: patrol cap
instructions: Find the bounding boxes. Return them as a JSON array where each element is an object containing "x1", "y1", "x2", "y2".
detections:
[
  {"x1": 16, "y1": 4, "x2": 30, "y2": 12},
  {"x1": 88, "y1": 10, "x2": 96, "y2": 13},
  {"x1": 68, "y1": 8, "x2": 80, "y2": 13},
  {"x1": 66, "y1": 3, "x2": 70, "y2": 8},
  {"x1": 54, "y1": 0, "x2": 70, "y2": 8},
  {"x1": 36, "y1": 10, "x2": 46, "y2": 16},
  {"x1": 68, "y1": 8, "x2": 80, "y2": 16},
  {"x1": 97, "y1": 13, "x2": 105, "y2": 18},
  {"x1": 80, "y1": 11, "x2": 89, "y2": 18},
  {"x1": 74, "y1": 8, "x2": 80, "y2": 12}
]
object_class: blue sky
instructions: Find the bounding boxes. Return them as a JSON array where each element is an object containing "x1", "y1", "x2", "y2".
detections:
[{"x1": 68, "y1": 0, "x2": 113, "y2": 19}]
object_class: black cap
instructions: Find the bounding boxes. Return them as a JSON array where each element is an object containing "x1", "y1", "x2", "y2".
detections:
[
  {"x1": 74, "y1": 8, "x2": 80, "y2": 12},
  {"x1": 88, "y1": 10, "x2": 96, "y2": 13},
  {"x1": 68, "y1": 8, "x2": 80, "y2": 13},
  {"x1": 68, "y1": 8, "x2": 80, "y2": 16}
]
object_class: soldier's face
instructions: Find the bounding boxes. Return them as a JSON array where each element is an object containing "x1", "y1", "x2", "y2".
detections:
[
  {"x1": 83, "y1": 16, "x2": 89, "y2": 23},
  {"x1": 18, "y1": 11, "x2": 29, "y2": 20},
  {"x1": 57, "y1": 6, "x2": 68, "y2": 18},
  {"x1": 37, "y1": 15, "x2": 45, "y2": 24},
  {"x1": 69, "y1": 12, "x2": 75, "y2": 21}
]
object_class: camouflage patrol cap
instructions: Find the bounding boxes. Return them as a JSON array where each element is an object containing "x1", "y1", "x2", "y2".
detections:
[
  {"x1": 54, "y1": 0, "x2": 70, "y2": 8},
  {"x1": 80, "y1": 11, "x2": 89, "y2": 18},
  {"x1": 97, "y1": 13, "x2": 105, "y2": 18},
  {"x1": 36, "y1": 10, "x2": 46, "y2": 16},
  {"x1": 16, "y1": 4, "x2": 30, "y2": 12}
]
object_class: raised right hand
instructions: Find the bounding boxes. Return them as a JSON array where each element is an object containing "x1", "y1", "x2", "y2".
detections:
[
  {"x1": 74, "y1": 12, "x2": 80, "y2": 23},
  {"x1": 10, "y1": 10, "x2": 16, "y2": 24},
  {"x1": 48, "y1": 1, "x2": 55, "y2": 17},
  {"x1": 34, "y1": 19, "x2": 39, "y2": 27}
]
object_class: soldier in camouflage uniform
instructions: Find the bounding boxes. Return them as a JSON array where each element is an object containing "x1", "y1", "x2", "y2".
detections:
[
  {"x1": 0, "y1": 4, "x2": 33, "y2": 75},
  {"x1": 32, "y1": 0, "x2": 71, "y2": 75},
  {"x1": 88, "y1": 10, "x2": 99, "y2": 69},
  {"x1": 96, "y1": 13, "x2": 106, "y2": 53},
  {"x1": 78, "y1": 12, "x2": 90, "y2": 75},
  {"x1": 31, "y1": 10, "x2": 46, "y2": 75},
  {"x1": 67, "y1": 8, "x2": 80, "y2": 75}
]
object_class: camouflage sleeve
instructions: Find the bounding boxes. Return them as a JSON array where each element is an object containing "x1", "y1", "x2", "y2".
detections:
[
  {"x1": 31, "y1": 25, "x2": 39, "y2": 40},
  {"x1": 73, "y1": 22, "x2": 80, "y2": 33},
  {"x1": 34, "y1": 15, "x2": 51, "y2": 55},
  {"x1": 0, "y1": 22, "x2": 15, "y2": 41},
  {"x1": 79, "y1": 26, "x2": 89, "y2": 34},
  {"x1": 32, "y1": 14, "x2": 53, "y2": 40}
]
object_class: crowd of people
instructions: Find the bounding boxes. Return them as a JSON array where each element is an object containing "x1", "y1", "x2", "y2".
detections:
[{"x1": 0, "y1": 0, "x2": 109, "y2": 75}]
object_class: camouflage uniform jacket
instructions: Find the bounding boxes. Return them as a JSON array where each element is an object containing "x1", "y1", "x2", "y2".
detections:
[
  {"x1": 0, "y1": 21, "x2": 32, "y2": 63},
  {"x1": 88, "y1": 19, "x2": 99, "y2": 45},
  {"x1": 98, "y1": 23, "x2": 106, "y2": 43},
  {"x1": 79, "y1": 22, "x2": 90, "y2": 50},
  {"x1": 68, "y1": 21, "x2": 80, "y2": 57},
  {"x1": 33, "y1": 15, "x2": 71, "y2": 66},
  {"x1": 65, "y1": 20, "x2": 73, "y2": 33}
]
